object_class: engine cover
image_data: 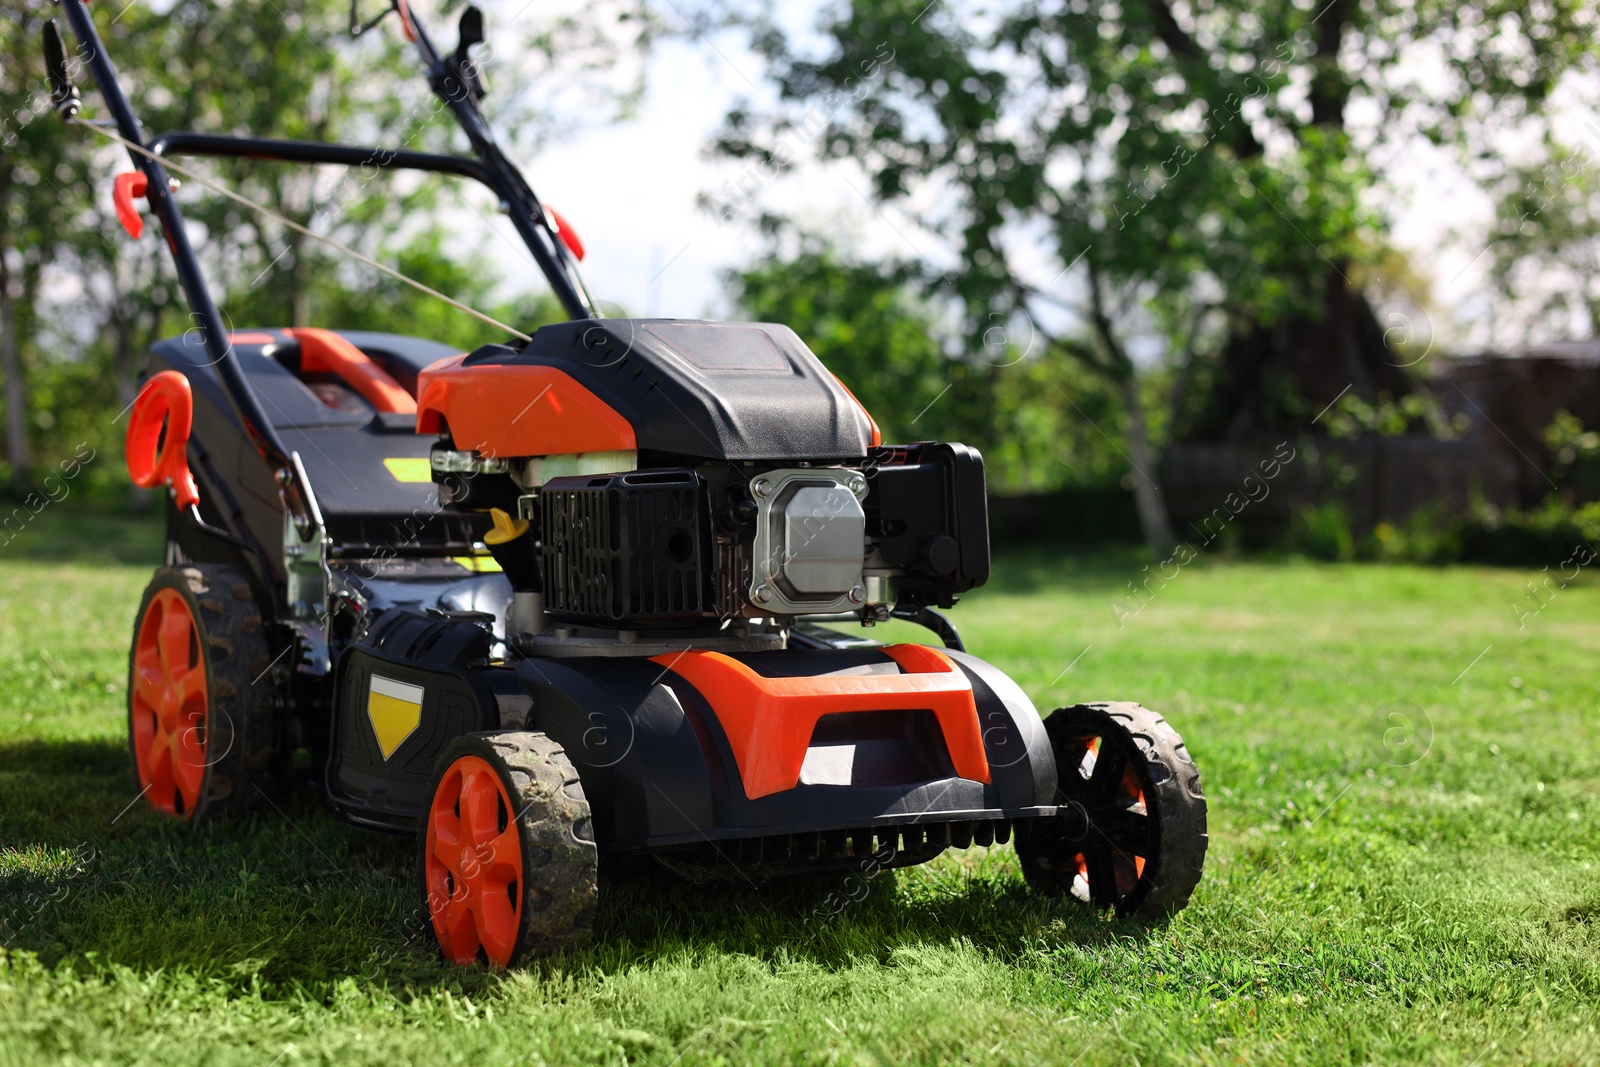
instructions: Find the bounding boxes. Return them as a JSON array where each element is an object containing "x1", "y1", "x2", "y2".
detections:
[{"x1": 419, "y1": 319, "x2": 879, "y2": 463}]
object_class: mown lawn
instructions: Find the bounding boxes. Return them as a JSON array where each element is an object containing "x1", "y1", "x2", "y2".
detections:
[{"x1": 3, "y1": 506, "x2": 1600, "y2": 1065}]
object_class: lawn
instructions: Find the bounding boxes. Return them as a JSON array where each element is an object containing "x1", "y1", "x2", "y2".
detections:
[{"x1": 3, "y1": 506, "x2": 1599, "y2": 1065}]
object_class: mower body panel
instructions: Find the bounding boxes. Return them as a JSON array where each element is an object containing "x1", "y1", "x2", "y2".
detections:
[{"x1": 326, "y1": 608, "x2": 1058, "y2": 861}]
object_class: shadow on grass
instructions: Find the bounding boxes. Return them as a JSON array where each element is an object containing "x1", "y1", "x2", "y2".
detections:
[
  {"x1": 589, "y1": 860, "x2": 1144, "y2": 971},
  {"x1": 0, "y1": 737, "x2": 128, "y2": 778},
  {"x1": 0, "y1": 736, "x2": 1155, "y2": 995},
  {"x1": 0, "y1": 505, "x2": 164, "y2": 566}
]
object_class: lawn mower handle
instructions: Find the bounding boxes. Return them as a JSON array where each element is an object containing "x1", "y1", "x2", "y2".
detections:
[
  {"x1": 52, "y1": 0, "x2": 599, "y2": 536},
  {"x1": 53, "y1": 0, "x2": 318, "y2": 536},
  {"x1": 391, "y1": 0, "x2": 599, "y2": 320}
]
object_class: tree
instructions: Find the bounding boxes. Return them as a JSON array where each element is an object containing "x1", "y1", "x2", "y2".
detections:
[
  {"x1": 1490, "y1": 145, "x2": 1600, "y2": 341},
  {"x1": 311, "y1": 225, "x2": 567, "y2": 351},
  {"x1": 99, "y1": 0, "x2": 653, "y2": 329},
  {"x1": 708, "y1": 0, "x2": 1599, "y2": 552}
]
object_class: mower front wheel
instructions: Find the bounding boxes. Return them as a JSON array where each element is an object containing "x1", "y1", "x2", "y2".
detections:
[
  {"x1": 126, "y1": 563, "x2": 279, "y2": 822},
  {"x1": 1016, "y1": 702, "x2": 1207, "y2": 919},
  {"x1": 419, "y1": 732, "x2": 598, "y2": 968}
]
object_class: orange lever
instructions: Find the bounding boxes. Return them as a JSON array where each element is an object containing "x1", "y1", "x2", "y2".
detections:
[
  {"x1": 395, "y1": 0, "x2": 418, "y2": 41},
  {"x1": 114, "y1": 171, "x2": 148, "y2": 239},
  {"x1": 547, "y1": 207, "x2": 585, "y2": 261},
  {"x1": 287, "y1": 327, "x2": 417, "y2": 414},
  {"x1": 126, "y1": 371, "x2": 199, "y2": 509}
]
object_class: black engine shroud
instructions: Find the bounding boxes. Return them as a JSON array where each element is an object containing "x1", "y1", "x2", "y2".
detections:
[
  {"x1": 526, "y1": 443, "x2": 990, "y2": 628},
  {"x1": 435, "y1": 320, "x2": 993, "y2": 628}
]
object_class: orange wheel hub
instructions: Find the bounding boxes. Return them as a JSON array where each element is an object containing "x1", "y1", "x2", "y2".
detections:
[
  {"x1": 424, "y1": 754, "x2": 524, "y2": 967},
  {"x1": 130, "y1": 588, "x2": 209, "y2": 816},
  {"x1": 1065, "y1": 736, "x2": 1147, "y2": 903}
]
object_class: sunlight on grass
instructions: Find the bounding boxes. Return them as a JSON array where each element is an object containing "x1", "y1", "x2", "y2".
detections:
[{"x1": 2, "y1": 509, "x2": 1600, "y2": 1064}]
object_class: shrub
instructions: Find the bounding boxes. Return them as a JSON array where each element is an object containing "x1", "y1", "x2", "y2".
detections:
[{"x1": 1288, "y1": 502, "x2": 1355, "y2": 561}]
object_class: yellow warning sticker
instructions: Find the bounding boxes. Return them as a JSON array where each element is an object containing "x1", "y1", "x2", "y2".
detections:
[
  {"x1": 367, "y1": 674, "x2": 423, "y2": 760},
  {"x1": 383, "y1": 457, "x2": 432, "y2": 483}
]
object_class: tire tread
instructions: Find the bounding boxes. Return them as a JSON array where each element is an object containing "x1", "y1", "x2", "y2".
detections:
[{"x1": 1017, "y1": 702, "x2": 1207, "y2": 919}]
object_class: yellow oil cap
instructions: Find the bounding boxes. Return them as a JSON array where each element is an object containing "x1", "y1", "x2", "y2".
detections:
[{"x1": 483, "y1": 506, "x2": 530, "y2": 546}]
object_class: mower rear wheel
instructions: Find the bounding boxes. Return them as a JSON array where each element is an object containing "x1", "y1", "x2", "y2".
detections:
[
  {"x1": 419, "y1": 732, "x2": 598, "y2": 968},
  {"x1": 1016, "y1": 702, "x2": 1207, "y2": 919},
  {"x1": 126, "y1": 564, "x2": 279, "y2": 822}
]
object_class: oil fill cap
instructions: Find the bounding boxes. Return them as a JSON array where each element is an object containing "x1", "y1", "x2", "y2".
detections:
[{"x1": 484, "y1": 507, "x2": 530, "y2": 545}]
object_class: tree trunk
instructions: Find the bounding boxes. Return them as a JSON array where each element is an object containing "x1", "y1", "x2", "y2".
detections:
[
  {"x1": 1083, "y1": 260, "x2": 1178, "y2": 556},
  {"x1": 289, "y1": 227, "x2": 312, "y2": 327},
  {"x1": 1122, "y1": 374, "x2": 1178, "y2": 557},
  {"x1": 1171, "y1": 2, "x2": 1381, "y2": 446},
  {"x1": 0, "y1": 251, "x2": 28, "y2": 487},
  {"x1": 110, "y1": 270, "x2": 155, "y2": 515}
]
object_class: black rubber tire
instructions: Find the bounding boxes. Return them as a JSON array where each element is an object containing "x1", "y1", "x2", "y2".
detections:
[
  {"x1": 126, "y1": 563, "x2": 280, "y2": 822},
  {"x1": 418, "y1": 732, "x2": 598, "y2": 966},
  {"x1": 1015, "y1": 702, "x2": 1207, "y2": 919}
]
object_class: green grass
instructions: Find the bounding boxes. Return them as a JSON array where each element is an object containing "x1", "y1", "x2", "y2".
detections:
[{"x1": 4, "y1": 507, "x2": 1600, "y2": 1065}]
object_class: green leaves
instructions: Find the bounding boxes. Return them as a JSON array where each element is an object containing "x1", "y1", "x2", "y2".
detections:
[{"x1": 708, "y1": 0, "x2": 1597, "y2": 446}]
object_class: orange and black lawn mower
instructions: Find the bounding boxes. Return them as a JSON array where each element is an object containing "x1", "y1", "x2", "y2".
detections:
[{"x1": 44, "y1": 0, "x2": 1207, "y2": 966}]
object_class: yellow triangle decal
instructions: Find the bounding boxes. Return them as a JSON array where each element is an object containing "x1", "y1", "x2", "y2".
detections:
[{"x1": 367, "y1": 674, "x2": 423, "y2": 760}]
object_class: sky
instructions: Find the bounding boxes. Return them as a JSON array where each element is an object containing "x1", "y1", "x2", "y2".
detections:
[{"x1": 520, "y1": 35, "x2": 772, "y2": 321}]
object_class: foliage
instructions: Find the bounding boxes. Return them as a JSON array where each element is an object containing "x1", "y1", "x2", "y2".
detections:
[
  {"x1": 9, "y1": 509, "x2": 1600, "y2": 1061},
  {"x1": 1318, "y1": 389, "x2": 1469, "y2": 441},
  {"x1": 1542, "y1": 408, "x2": 1600, "y2": 504},
  {"x1": 711, "y1": 0, "x2": 1598, "y2": 357},
  {"x1": 1360, "y1": 506, "x2": 1465, "y2": 565},
  {"x1": 706, "y1": 0, "x2": 1600, "y2": 549},
  {"x1": 1459, "y1": 496, "x2": 1600, "y2": 568},
  {"x1": 1442, "y1": 409, "x2": 1600, "y2": 566},
  {"x1": 1, "y1": 1, "x2": 105, "y2": 484},
  {"x1": 1287, "y1": 494, "x2": 1600, "y2": 568},
  {"x1": 1286, "y1": 501, "x2": 1357, "y2": 562},
  {"x1": 1488, "y1": 143, "x2": 1600, "y2": 340},
  {"x1": 1277, "y1": 406, "x2": 1600, "y2": 567},
  {"x1": 226, "y1": 224, "x2": 568, "y2": 353}
]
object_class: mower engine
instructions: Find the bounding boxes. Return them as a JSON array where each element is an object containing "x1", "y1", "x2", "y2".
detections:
[{"x1": 417, "y1": 318, "x2": 989, "y2": 652}]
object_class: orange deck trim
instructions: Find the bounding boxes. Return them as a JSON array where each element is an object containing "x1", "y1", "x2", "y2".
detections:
[{"x1": 650, "y1": 643, "x2": 990, "y2": 800}]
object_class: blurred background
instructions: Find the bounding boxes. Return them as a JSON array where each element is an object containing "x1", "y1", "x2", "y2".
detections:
[{"x1": 3, "y1": 0, "x2": 1599, "y2": 565}]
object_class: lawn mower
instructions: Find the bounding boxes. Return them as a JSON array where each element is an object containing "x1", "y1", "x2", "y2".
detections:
[{"x1": 44, "y1": 0, "x2": 1208, "y2": 966}]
